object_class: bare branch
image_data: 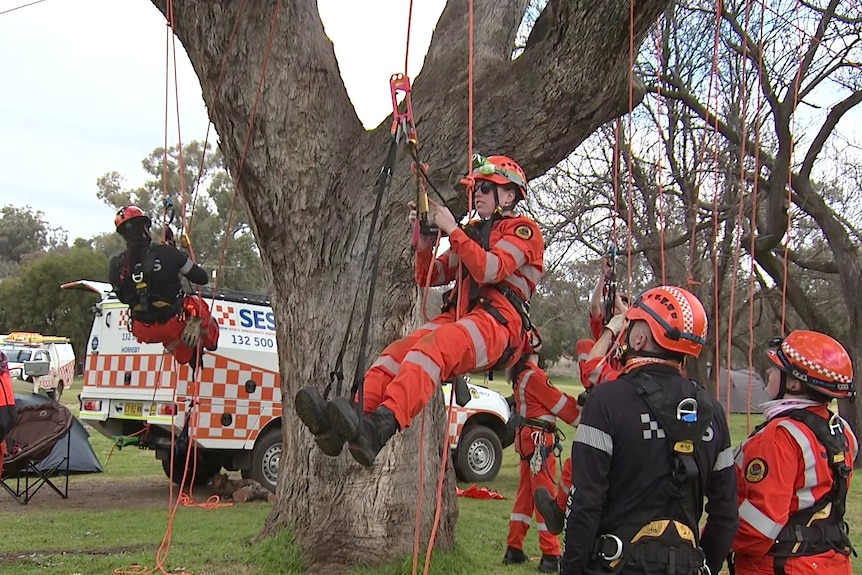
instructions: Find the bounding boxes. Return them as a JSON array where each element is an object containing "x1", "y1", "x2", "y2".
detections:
[{"x1": 799, "y1": 90, "x2": 862, "y2": 180}]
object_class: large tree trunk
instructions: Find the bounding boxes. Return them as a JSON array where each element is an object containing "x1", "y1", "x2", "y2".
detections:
[{"x1": 151, "y1": 0, "x2": 674, "y2": 570}]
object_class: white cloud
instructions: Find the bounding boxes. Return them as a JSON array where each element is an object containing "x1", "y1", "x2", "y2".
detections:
[{"x1": 0, "y1": 0, "x2": 445, "y2": 242}]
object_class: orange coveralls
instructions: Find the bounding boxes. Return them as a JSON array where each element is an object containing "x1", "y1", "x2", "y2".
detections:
[
  {"x1": 732, "y1": 405, "x2": 859, "y2": 574},
  {"x1": 507, "y1": 361, "x2": 580, "y2": 556},
  {"x1": 361, "y1": 215, "x2": 544, "y2": 430},
  {"x1": 131, "y1": 295, "x2": 219, "y2": 366},
  {"x1": 0, "y1": 369, "x2": 15, "y2": 477}
]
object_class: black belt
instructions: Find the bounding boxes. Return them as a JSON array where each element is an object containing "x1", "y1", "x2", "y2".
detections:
[{"x1": 523, "y1": 418, "x2": 555, "y2": 433}]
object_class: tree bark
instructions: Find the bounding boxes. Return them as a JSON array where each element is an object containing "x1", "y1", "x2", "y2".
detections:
[{"x1": 151, "y1": 0, "x2": 675, "y2": 569}]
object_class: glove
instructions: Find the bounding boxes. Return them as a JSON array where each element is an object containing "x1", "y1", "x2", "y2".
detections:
[
  {"x1": 182, "y1": 316, "x2": 203, "y2": 348},
  {"x1": 604, "y1": 313, "x2": 626, "y2": 339}
]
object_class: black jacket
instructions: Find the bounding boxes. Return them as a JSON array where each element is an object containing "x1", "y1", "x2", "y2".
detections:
[
  {"x1": 561, "y1": 364, "x2": 738, "y2": 575},
  {"x1": 109, "y1": 243, "x2": 208, "y2": 323}
]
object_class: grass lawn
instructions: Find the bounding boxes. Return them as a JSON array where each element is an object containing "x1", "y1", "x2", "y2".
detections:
[{"x1": 2, "y1": 376, "x2": 860, "y2": 574}]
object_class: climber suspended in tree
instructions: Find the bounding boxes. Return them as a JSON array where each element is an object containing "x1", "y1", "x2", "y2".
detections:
[
  {"x1": 108, "y1": 205, "x2": 220, "y2": 373},
  {"x1": 295, "y1": 154, "x2": 545, "y2": 467}
]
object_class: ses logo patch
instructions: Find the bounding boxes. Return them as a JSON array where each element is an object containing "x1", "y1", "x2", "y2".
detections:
[{"x1": 214, "y1": 303, "x2": 276, "y2": 332}]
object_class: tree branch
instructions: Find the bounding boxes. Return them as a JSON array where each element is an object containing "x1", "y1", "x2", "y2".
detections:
[
  {"x1": 799, "y1": 89, "x2": 862, "y2": 180},
  {"x1": 777, "y1": 248, "x2": 839, "y2": 274}
]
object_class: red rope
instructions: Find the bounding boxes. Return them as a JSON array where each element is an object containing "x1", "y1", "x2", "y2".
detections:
[
  {"x1": 169, "y1": 0, "x2": 188, "y2": 239},
  {"x1": 188, "y1": 0, "x2": 249, "y2": 233},
  {"x1": 210, "y1": 0, "x2": 284, "y2": 298},
  {"x1": 421, "y1": 5, "x2": 475, "y2": 573},
  {"x1": 709, "y1": 1, "x2": 724, "y2": 406},
  {"x1": 652, "y1": 23, "x2": 667, "y2": 284},
  {"x1": 625, "y1": 0, "x2": 635, "y2": 295}
]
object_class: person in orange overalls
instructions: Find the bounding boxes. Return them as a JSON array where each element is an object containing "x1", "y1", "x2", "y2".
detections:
[
  {"x1": 0, "y1": 351, "x2": 18, "y2": 477},
  {"x1": 295, "y1": 155, "x2": 544, "y2": 467},
  {"x1": 503, "y1": 345, "x2": 581, "y2": 573},
  {"x1": 108, "y1": 206, "x2": 219, "y2": 372},
  {"x1": 732, "y1": 330, "x2": 858, "y2": 575}
]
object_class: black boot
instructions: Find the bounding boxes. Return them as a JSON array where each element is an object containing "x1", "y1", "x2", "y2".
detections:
[
  {"x1": 325, "y1": 398, "x2": 399, "y2": 467},
  {"x1": 294, "y1": 387, "x2": 344, "y2": 457},
  {"x1": 535, "y1": 486, "x2": 565, "y2": 535},
  {"x1": 537, "y1": 555, "x2": 559, "y2": 573},
  {"x1": 502, "y1": 546, "x2": 527, "y2": 565}
]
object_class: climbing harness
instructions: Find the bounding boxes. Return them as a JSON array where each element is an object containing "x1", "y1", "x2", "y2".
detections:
[{"x1": 594, "y1": 374, "x2": 714, "y2": 574}]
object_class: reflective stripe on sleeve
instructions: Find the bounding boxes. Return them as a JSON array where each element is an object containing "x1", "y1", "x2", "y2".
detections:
[
  {"x1": 739, "y1": 499, "x2": 784, "y2": 539},
  {"x1": 483, "y1": 253, "x2": 501, "y2": 283},
  {"x1": 496, "y1": 239, "x2": 526, "y2": 268},
  {"x1": 549, "y1": 395, "x2": 568, "y2": 416},
  {"x1": 575, "y1": 424, "x2": 613, "y2": 456},
  {"x1": 180, "y1": 257, "x2": 194, "y2": 275},
  {"x1": 713, "y1": 446, "x2": 734, "y2": 471}
]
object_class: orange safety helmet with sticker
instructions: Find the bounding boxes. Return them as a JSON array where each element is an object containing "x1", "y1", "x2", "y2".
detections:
[
  {"x1": 766, "y1": 330, "x2": 855, "y2": 399},
  {"x1": 114, "y1": 205, "x2": 151, "y2": 232},
  {"x1": 625, "y1": 285, "x2": 708, "y2": 358},
  {"x1": 471, "y1": 154, "x2": 528, "y2": 199}
]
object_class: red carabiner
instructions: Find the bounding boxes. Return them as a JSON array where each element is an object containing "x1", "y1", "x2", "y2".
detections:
[{"x1": 390, "y1": 73, "x2": 417, "y2": 144}]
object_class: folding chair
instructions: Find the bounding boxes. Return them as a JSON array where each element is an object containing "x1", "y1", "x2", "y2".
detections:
[{"x1": 1, "y1": 402, "x2": 73, "y2": 505}]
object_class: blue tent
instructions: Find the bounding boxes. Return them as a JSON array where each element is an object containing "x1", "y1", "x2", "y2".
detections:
[{"x1": 12, "y1": 393, "x2": 103, "y2": 474}]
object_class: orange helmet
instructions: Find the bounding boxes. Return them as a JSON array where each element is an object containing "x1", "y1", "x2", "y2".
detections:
[
  {"x1": 766, "y1": 330, "x2": 855, "y2": 399},
  {"x1": 471, "y1": 154, "x2": 528, "y2": 199},
  {"x1": 115, "y1": 205, "x2": 151, "y2": 232},
  {"x1": 625, "y1": 286, "x2": 708, "y2": 358}
]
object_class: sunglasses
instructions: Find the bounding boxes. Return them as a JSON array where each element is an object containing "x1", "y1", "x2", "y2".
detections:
[{"x1": 475, "y1": 180, "x2": 497, "y2": 195}]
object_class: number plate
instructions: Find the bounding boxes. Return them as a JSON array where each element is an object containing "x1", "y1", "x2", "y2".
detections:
[{"x1": 124, "y1": 402, "x2": 143, "y2": 417}]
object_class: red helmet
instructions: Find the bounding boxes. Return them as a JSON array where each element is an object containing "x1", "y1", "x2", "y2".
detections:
[
  {"x1": 115, "y1": 206, "x2": 151, "y2": 232},
  {"x1": 766, "y1": 330, "x2": 855, "y2": 399},
  {"x1": 471, "y1": 154, "x2": 528, "y2": 199},
  {"x1": 625, "y1": 286, "x2": 708, "y2": 358}
]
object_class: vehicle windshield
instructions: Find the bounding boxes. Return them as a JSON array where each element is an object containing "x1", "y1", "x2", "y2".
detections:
[{"x1": 0, "y1": 347, "x2": 32, "y2": 363}]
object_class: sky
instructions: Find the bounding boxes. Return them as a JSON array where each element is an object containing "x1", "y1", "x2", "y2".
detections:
[{"x1": 0, "y1": 0, "x2": 446, "y2": 241}]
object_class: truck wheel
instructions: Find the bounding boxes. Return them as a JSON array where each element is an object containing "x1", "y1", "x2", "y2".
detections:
[
  {"x1": 162, "y1": 451, "x2": 221, "y2": 488},
  {"x1": 454, "y1": 424, "x2": 503, "y2": 483},
  {"x1": 242, "y1": 428, "x2": 281, "y2": 492}
]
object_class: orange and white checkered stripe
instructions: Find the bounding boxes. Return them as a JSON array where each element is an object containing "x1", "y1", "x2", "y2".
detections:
[
  {"x1": 447, "y1": 407, "x2": 478, "y2": 448},
  {"x1": 86, "y1": 353, "x2": 175, "y2": 388},
  {"x1": 213, "y1": 303, "x2": 238, "y2": 328}
]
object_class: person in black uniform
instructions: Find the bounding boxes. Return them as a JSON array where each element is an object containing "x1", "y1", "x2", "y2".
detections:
[
  {"x1": 561, "y1": 285, "x2": 738, "y2": 575},
  {"x1": 108, "y1": 205, "x2": 219, "y2": 370}
]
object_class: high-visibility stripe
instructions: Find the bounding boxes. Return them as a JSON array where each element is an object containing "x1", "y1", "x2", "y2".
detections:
[
  {"x1": 370, "y1": 355, "x2": 400, "y2": 376},
  {"x1": 778, "y1": 420, "x2": 818, "y2": 509},
  {"x1": 575, "y1": 424, "x2": 613, "y2": 456},
  {"x1": 504, "y1": 274, "x2": 533, "y2": 300},
  {"x1": 483, "y1": 253, "x2": 501, "y2": 283},
  {"x1": 516, "y1": 370, "x2": 534, "y2": 417},
  {"x1": 448, "y1": 252, "x2": 460, "y2": 268},
  {"x1": 588, "y1": 360, "x2": 604, "y2": 386},
  {"x1": 520, "y1": 264, "x2": 542, "y2": 285},
  {"x1": 535, "y1": 414, "x2": 556, "y2": 423},
  {"x1": 549, "y1": 395, "x2": 568, "y2": 415},
  {"x1": 403, "y1": 350, "x2": 441, "y2": 385},
  {"x1": 510, "y1": 513, "x2": 532, "y2": 524},
  {"x1": 714, "y1": 447, "x2": 734, "y2": 471},
  {"x1": 459, "y1": 318, "x2": 489, "y2": 368},
  {"x1": 180, "y1": 257, "x2": 194, "y2": 275},
  {"x1": 496, "y1": 239, "x2": 527, "y2": 267},
  {"x1": 536, "y1": 522, "x2": 549, "y2": 532},
  {"x1": 418, "y1": 321, "x2": 442, "y2": 332},
  {"x1": 734, "y1": 446, "x2": 745, "y2": 469},
  {"x1": 739, "y1": 499, "x2": 783, "y2": 539}
]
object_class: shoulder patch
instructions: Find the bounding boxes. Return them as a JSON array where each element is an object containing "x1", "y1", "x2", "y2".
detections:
[
  {"x1": 514, "y1": 225, "x2": 533, "y2": 240},
  {"x1": 546, "y1": 378, "x2": 556, "y2": 389},
  {"x1": 745, "y1": 458, "x2": 768, "y2": 483}
]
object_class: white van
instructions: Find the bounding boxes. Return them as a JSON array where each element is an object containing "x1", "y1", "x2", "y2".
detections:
[
  {"x1": 0, "y1": 332, "x2": 76, "y2": 400},
  {"x1": 64, "y1": 280, "x2": 513, "y2": 491}
]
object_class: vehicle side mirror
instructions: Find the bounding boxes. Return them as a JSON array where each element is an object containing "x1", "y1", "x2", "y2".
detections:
[{"x1": 23, "y1": 360, "x2": 50, "y2": 377}]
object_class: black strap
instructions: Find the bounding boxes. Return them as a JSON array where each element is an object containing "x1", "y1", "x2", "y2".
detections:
[
  {"x1": 324, "y1": 134, "x2": 400, "y2": 405},
  {"x1": 623, "y1": 376, "x2": 714, "y2": 545}
]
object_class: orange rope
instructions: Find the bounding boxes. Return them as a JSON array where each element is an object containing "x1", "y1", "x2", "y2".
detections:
[
  {"x1": 709, "y1": 1, "x2": 724, "y2": 406},
  {"x1": 625, "y1": 0, "x2": 635, "y2": 295},
  {"x1": 421, "y1": 4, "x2": 475, "y2": 573},
  {"x1": 652, "y1": 23, "x2": 667, "y2": 284},
  {"x1": 209, "y1": 0, "x2": 284, "y2": 299},
  {"x1": 169, "y1": 0, "x2": 187, "y2": 237},
  {"x1": 747, "y1": 0, "x2": 767, "y2": 434},
  {"x1": 188, "y1": 0, "x2": 249, "y2": 233},
  {"x1": 781, "y1": 0, "x2": 804, "y2": 336}
]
